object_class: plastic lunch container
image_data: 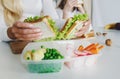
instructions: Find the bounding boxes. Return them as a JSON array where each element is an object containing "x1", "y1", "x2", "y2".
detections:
[
  {"x1": 21, "y1": 40, "x2": 73, "y2": 73},
  {"x1": 64, "y1": 40, "x2": 101, "y2": 70},
  {"x1": 21, "y1": 59, "x2": 64, "y2": 73},
  {"x1": 64, "y1": 53, "x2": 101, "y2": 70},
  {"x1": 21, "y1": 40, "x2": 101, "y2": 73}
]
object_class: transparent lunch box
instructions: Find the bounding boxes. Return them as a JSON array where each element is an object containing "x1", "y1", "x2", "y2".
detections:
[{"x1": 21, "y1": 40, "x2": 102, "y2": 73}]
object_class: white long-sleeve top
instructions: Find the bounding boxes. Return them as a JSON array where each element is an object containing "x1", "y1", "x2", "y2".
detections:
[{"x1": 0, "y1": 0, "x2": 59, "y2": 42}]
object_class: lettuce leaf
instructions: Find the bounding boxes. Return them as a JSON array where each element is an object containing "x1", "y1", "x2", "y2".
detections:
[
  {"x1": 24, "y1": 16, "x2": 44, "y2": 22},
  {"x1": 48, "y1": 19, "x2": 59, "y2": 35},
  {"x1": 59, "y1": 13, "x2": 88, "y2": 39}
]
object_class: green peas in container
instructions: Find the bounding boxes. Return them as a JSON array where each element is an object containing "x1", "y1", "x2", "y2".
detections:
[{"x1": 22, "y1": 45, "x2": 64, "y2": 73}]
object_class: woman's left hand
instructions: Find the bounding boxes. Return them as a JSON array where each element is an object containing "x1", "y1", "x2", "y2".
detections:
[{"x1": 75, "y1": 20, "x2": 91, "y2": 37}]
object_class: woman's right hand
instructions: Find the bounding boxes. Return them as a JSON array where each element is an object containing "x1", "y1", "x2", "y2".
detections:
[
  {"x1": 75, "y1": 20, "x2": 91, "y2": 37},
  {"x1": 7, "y1": 21, "x2": 42, "y2": 41},
  {"x1": 63, "y1": 0, "x2": 79, "y2": 19},
  {"x1": 63, "y1": 0, "x2": 78, "y2": 12}
]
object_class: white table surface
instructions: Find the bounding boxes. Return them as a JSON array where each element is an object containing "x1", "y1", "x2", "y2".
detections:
[{"x1": 0, "y1": 27, "x2": 120, "y2": 79}]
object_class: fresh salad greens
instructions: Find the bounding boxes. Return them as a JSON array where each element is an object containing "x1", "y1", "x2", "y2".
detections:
[
  {"x1": 48, "y1": 19, "x2": 59, "y2": 35},
  {"x1": 24, "y1": 16, "x2": 43, "y2": 22}
]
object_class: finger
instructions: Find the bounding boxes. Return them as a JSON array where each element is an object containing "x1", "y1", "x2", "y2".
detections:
[
  {"x1": 76, "y1": 4, "x2": 83, "y2": 9},
  {"x1": 67, "y1": 0, "x2": 77, "y2": 7},
  {"x1": 70, "y1": 0, "x2": 78, "y2": 6},
  {"x1": 15, "y1": 32, "x2": 42, "y2": 39},
  {"x1": 19, "y1": 37, "x2": 41, "y2": 41},
  {"x1": 83, "y1": 23, "x2": 90, "y2": 30},
  {"x1": 70, "y1": 0, "x2": 78, "y2": 3},
  {"x1": 15, "y1": 33, "x2": 42, "y2": 41},
  {"x1": 12, "y1": 27, "x2": 41, "y2": 35},
  {"x1": 75, "y1": 28, "x2": 87, "y2": 36},
  {"x1": 84, "y1": 20, "x2": 91, "y2": 26},
  {"x1": 79, "y1": 26, "x2": 89, "y2": 32},
  {"x1": 13, "y1": 21, "x2": 37, "y2": 29},
  {"x1": 75, "y1": 30, "x2": 85, "y2": 37}
]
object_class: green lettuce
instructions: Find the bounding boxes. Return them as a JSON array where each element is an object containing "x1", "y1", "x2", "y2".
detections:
[
  {"x1": 48, "y1": 19, "x2": 59, "y2": 35},
  {"x1": 24, "y1": 16, "x2": 44, "y2": 22},
  {"x1": 57, "y1": 13, "x2": 89, "y2": 40}
]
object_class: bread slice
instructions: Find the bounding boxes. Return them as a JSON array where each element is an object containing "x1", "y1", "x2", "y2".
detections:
[
  {"x1": 24, "y1": 16, "x2": 56, "y2": 40},
  {"x1": 32, "y1": 18, "x2": 56, "y2": 39},
  {"x1": 65, "y1": 21, "x2": 84, "y2": 39},
  {"x1": 60, "y1": 18, "x2": 72, "y2": 32}
]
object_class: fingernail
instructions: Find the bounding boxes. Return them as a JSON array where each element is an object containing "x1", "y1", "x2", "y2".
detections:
[
  {"x1": 75, "y1": 33, "x2": 78, "y2": 36},
  {"x1": 35, "y1": 29, "x2": 41, "y2": 32},
  {"x1": 85, "y1": 22, "x2": 88, "y2": 26},
  {"x1": 40, "y1": 32, "x2": 43, "y2": 35},
  {"x1": 38, "y1": 32, "x2": 43, "y2": 36},
  {"x1": 28, "y1": 24, "x2": 34, "y2": 27}
]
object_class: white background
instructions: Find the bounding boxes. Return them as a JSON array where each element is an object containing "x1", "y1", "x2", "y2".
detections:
[{"x1": 92, "y1": 0, "x2": 120, "y2": 27}]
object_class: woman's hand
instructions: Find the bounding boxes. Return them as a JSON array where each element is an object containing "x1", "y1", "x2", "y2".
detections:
[
  {"x1": 77, "y1": 4, "x2": 85, "y2": 14},
  {"x1": 63, "y1": 0, "x2": 78, "y2": 12},
  {"x1": 63, "y1": 0, "x2": 78, "y2": 19},
  {"x1": 7, "y1": 21, "x2": 42, "y2": 41},
  {"x1": 75, "y1": 20, "x2": 91, "y2": 37}
]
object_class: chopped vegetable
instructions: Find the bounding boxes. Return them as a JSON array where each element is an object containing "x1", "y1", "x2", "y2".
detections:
[
  {"x1": 32, "y1": 49, "x2": 45, "y2": 61},
  {"x1": 44, "y1": 48, "x2": 64, "y2": 60},
  {"x1": 24, "y1": 45, "x2": 64, "y2": 61},
  {"x1": 83, "y1": 43, "x2": 96, "y2": 51},
  {"x1": 77, "y1": 43, "x2": 104, "y2": 55},
  {"x1": 31, "y1": 49, "x2": 36, "y2": 53},
  {"x1": 78, "y1": 45, "x2": 84, "y2": 51},
  {"x1": 24, "y1": 51, "x2": 32, "y2": 60}
]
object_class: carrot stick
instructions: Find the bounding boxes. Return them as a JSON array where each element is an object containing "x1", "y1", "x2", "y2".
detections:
[
  {"x1": 78, "y1": 45, "x2": 84, "y2": 51},
  {"x1": 89, "y1": 48, "x2": 98, "y2": 54},
  {"x1": 89, "y1": 45, "x2": 104, "y2": 54},
  {"x1": 95, "y1": 43, "x2": 99, "y2": 47},
  {"x1": 83, "y1": 43, "x2": 96, "y2": 51},
  {"x1": 98, "y1": 45, "x2": 104, "y2": 51}
]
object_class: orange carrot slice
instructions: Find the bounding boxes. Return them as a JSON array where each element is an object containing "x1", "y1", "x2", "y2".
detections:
[
  {"x1": 89, "y1": 48, "x2": 98, "y2": 54},
  {"x1": 89, "y1": 45, "x2": 104, "y2": 54},
  {"x1": 98, "y1": 45, "x2": 104, "y2": 51},
  {"x1": 78, "y1": 45, "x2": 84, "y2": 51},
  {"x1": 95, "y1": 43, "x2": 99, "y2": 47},
  {"x1": 83, "y1": 43, "x2": 96, "y2": 51}
]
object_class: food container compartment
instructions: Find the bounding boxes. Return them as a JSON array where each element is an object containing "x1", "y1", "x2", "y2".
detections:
[
  {"x1": 64, "y1": 40, "x2": 103, "y2": 70},
  {"x1": 65, "y1": 54, "x2": 101, "y2": 70},
  {"x1": 85, "y1": 54, "x2": 100, "y2": 66},
  {"x1": 21, "y1": 59, "x2": 63, "y2": 73},
  {"x1": 21, "y1": 41, "x2": 73, "y2": 73}
]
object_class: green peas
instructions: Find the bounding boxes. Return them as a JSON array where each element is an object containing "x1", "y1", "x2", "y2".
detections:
[
  {"x1": 41, "y1": 46, "x2": 64, "y2": 60},
  {"x1": 31, "y1": 49, "x2": 36, "y2": 53},
  {"x1": 41, "y1": 45, "x2": 45, "y2": 48},
  {"x1": 27, "y1": 57, "x2": 30, "y2": 60}
]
